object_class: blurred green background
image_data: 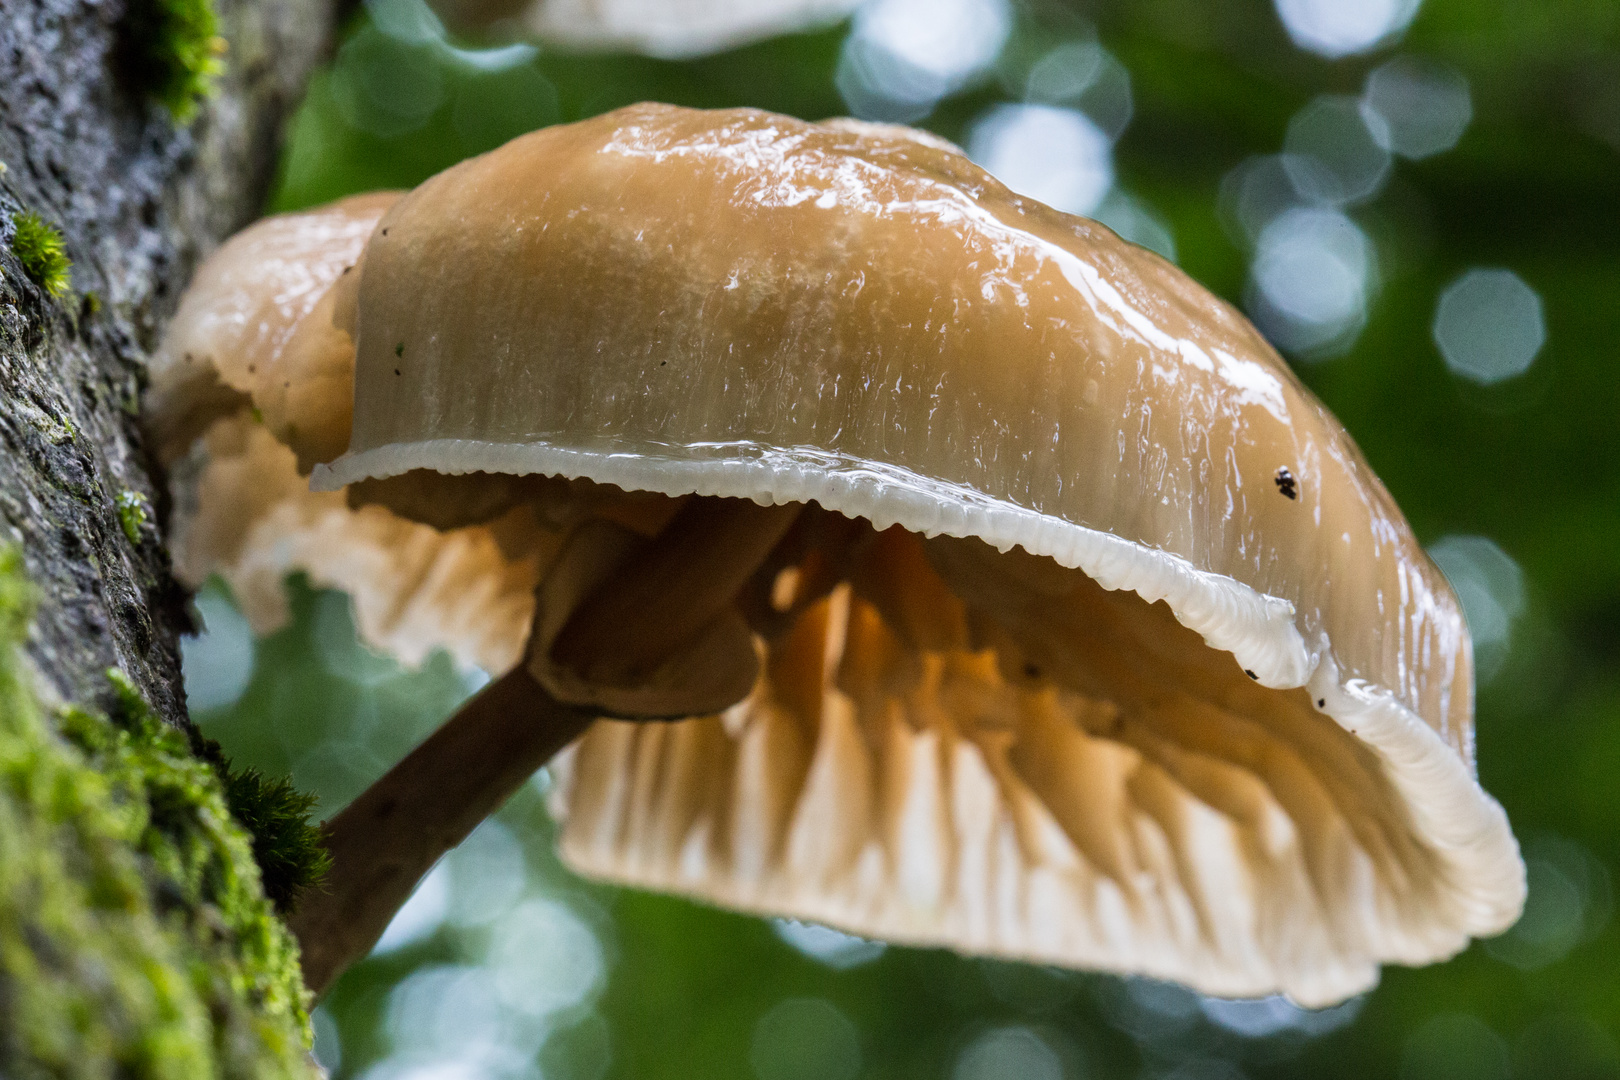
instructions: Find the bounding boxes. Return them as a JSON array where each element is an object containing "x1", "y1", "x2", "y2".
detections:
[{"x1": 187, "y1": 0, "x2": 1619, "y2": 1076}]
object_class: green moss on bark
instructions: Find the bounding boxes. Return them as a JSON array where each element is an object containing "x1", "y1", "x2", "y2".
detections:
[
  {"x1": 0, "y1": 546, "x2": 319, "y2": 1079},
  {"x1": 8, "y1": 212, "x2": 72, "y2": 298},
  {"x1": 116, "y1": 490, "x2": 151, "y2": 546},
  {"x1": 213, "y1": 766, "x2": 330, "y2": 913},
  {"x1": 119, "y1": 0, "x2": 226, "y2": 120}
]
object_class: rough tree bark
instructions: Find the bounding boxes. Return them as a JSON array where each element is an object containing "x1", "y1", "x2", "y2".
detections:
[
  {"x1": 2, "y1": 0, "x2": 332, "y2": 720},
  {"x1": 0, "y1": 0, "x2": 336, "y2": 1071}
]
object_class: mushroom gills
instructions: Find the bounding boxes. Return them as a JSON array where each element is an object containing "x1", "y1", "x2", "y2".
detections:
[
  {"x1": 169, "y1": 415, "x2": 556, "y2": 674},
  {"x1": 548, "y1": 516, "x2": 1444, "y2": 1007}
]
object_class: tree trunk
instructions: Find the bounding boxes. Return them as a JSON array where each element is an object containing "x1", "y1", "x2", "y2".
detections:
[
  {"x1": 2, "y1": 0, "x2": 331, "y2": 720},
  {"x1": 0, "y1": 0, "x2": 335, "y2": 1072}
]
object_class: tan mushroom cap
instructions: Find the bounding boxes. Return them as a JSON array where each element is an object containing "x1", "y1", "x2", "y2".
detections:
[
  {"x1": 149, "y1": 194, "x2": 672, "y2": 673},
  {"x1": 149, "y1": 192, "x2": 401, "y2": 471},
  {"x1": 152, "y1": 195, "x2": 556, "y2": 673},
  {"x1": 310, "y1": 103, "x2": 1522, "y2": 1004}
]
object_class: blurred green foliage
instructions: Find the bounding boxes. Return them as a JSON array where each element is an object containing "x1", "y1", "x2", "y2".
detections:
[{"x1": 196, "y1": 0, "x2": 1620, "y2": 1076}]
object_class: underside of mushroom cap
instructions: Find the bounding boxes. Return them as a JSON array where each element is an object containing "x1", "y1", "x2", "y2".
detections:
[
  {"x1": 546, "y1": 526, "x2": 1476, "y2": 1005},
  {"x1": 169, "y1": 413, "x2": 554, "y2": 674}
]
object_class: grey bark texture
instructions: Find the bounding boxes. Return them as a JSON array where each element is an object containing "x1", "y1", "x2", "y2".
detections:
[{"x1": 0, "y1": 0, "x2": 335, "y2": 721}]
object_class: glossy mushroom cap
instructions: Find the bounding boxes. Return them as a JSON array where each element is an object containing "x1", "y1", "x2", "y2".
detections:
[
  {"x1": 149, "y1": 193, "x2": 400, "y2": 471},
  {"x1": 150, "y1": 196, "x2": 554, "y2": 673},
  {"x1": 312, "y1": 103, "x2": 1522, "y2": 1005}
]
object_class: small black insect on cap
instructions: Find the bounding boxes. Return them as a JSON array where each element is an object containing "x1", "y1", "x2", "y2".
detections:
[{"x1": 1274, "y1": 467, "x2": 1298, "y2": 500}]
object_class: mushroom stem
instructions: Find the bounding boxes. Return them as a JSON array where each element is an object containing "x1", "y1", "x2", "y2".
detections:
[
  {"x1": 289, "y1": 665, "x2": 593, "y2": 998},
  {"x1": 551, "y1": 496, "x2": 802, "y2": 679}
]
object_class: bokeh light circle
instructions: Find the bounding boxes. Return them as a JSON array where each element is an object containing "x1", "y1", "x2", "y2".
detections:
[
  {"x1": 967, "y1": 103, "x2": 1114, "y2": 215},
  {"x1": 1433, "y1": 268, "x2": 1545, "y2": 384},
  {"x1": 330, "y1": 27, "x2": 446, "y2": 139},
  {"x1": 180, "y1": 587, "x2": 255, "y2": 712},
  {"x1": 488, "y1": 898, "x2": 606, "y2": 1017},
  {"x1": 1025, "y1": 41, "x2": 1134, "y2": 140},
  {"x1": 1426, "y1": 534, "x2": 1525, "y2": 682},
  {"x1": 1400, "y1": 1013, "x2": 1510, "y2": 1080},
  {"x1": 836, "y1": 0, "x2": 1011, "y2": 121},
  {"x1": 1250, "y1": 206, "x2": 1375, "y2": 355},
  {"x1": 750, "y1": 998, "x2": 862, "y2": 1080},
  {"x1": 1486, "y1": 834, "x2": 1613, "y2": 971},
  {"x1": 1273, "y1": 0, "x2": 1422, "y2": 58},
  {"x1": 1363, "y1": 56, "x2": 1473, "y2": 159},
  {"x1": 953, "y1": 1026, "x2": 1063, "y2": 1080},
  {"x1": 1219, "y1": 155, "x2": 1302, "y2": 247},
  {"x1": 771, "y1": 919, "x2": 886, "y2": 969},
  {"x1": 1283, "y1": 95, "x2": 1392, "y2": 206},
  {"x1": 1094, "y1": 190, "x2": 1178, "y2": 261}
]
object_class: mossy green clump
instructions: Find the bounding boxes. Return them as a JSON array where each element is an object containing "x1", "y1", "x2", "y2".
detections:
[
  {"x1": 104, "y1": 674, "x2": 329, "y2": 913},
  {"x1": 215, "y1": 767, "x2": 330, "y2": 912},
  {"x1": 116, "y1": 489, "x2": 151, "y2": 546},
  {"x1": 9, "y1": 212, "x2": 72, "y2": 298},
  {"x1": 0, "y1": 546, "x2": 320, "y2": 1080},
  {"x1": 121, "y1": 0, "x2": 226, "y2": 120}
]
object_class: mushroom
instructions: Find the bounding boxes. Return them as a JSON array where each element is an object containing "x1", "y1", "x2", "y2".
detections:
[
  {"x1": 149, "y1": 195, "x2": 668, "y2": 991},
  {"x1": 151, "y1": 194, "x2": 556, "y2": 673},
  {"x1": 428, "y1": 0, "x2": 860, "y2": 59},
  {"x1": 158, "y1": 104, "x2": 1523, "y2": 1009},
  {"x1": 150, "y1": 193, "x2": 398, "y2": 471}
]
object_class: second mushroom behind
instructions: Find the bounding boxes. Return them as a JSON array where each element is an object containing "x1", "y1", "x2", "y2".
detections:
[{"x1": 210, "y1": 103, "x2": 1520, "y2": 1007}]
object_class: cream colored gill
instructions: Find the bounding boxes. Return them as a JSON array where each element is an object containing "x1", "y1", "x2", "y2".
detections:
[
  {"x1": 169, "y1": 414, "x2": 551, "y2": 673},
  {"x1": 547, "y1": 526, "x2": 1482, "y2": 1006}
]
